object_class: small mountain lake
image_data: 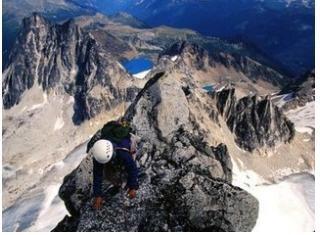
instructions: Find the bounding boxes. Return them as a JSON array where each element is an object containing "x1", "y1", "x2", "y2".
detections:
[
  {"x1": 121, "y1": 57, "x2": 153, "y2": 75},
  {"x1": 203, "y1": 84, "x2": 215, "y2": 92}
]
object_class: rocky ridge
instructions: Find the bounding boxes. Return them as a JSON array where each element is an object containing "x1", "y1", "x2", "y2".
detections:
[
  {"x1": 160, "y1": 41, "x2": 289, "y2": 88},
  {"x1": 54, "y1": 68, "x2": 297, "y2": 231},
  {"x1": 53, "y1": 72, "x2": 261, "y2": 232},
  {"x1": 158, "y1": 42, "x2": 295, "y2": 151}
]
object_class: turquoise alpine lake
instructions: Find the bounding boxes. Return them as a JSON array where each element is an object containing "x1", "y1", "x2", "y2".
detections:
[
  {"x1": 203, "y1": 85, "x2": 215, "y2": 92},
  {"x1": 122, "y1": 57, "x2": 153, "y2": 74}
]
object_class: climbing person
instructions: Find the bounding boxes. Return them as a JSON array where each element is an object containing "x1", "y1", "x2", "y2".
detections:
[{"x1": 86, "y1": 119, "x2": 139, "y2": 210}]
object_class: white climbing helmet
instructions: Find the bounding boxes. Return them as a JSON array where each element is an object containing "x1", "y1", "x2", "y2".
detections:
[{"x1": 91, "y1": 139, "x2": 114, "y2": 164}]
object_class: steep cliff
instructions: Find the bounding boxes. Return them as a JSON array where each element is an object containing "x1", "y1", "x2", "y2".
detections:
[
  {"x1": 210, "y1": 88, "x2": 295, "y2": 151},
  {"x1": 2, "y1": 13, "x2": 138, "y2": 124}
]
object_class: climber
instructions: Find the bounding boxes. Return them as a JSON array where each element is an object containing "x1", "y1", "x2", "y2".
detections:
[{"x1": 87, "y1": 119, "x2": 139, "y2": 210}]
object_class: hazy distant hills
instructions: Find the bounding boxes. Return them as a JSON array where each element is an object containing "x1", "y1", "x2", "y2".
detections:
[
  {"x1": 70, "y1": 0, "x2": 315, "y2": 76},
  {"x1": 2, "y1": 0, "x2": 314, "y2": 75}
]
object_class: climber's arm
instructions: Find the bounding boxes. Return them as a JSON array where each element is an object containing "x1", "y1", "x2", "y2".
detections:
[
  {"x1": 117, "y1": 150, "x2": 139, "y2": 190},
  {"x1": 93, "y1": 158, "x2": 104, "y2": 197}
]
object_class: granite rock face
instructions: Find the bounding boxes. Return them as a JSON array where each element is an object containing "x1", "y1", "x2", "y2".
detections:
[
  {"x1": 54, "y1": 73, "x2": 259, "y2": 232},
  {"x1": 2, "y1": 13, "x2": 137, "y2": 124},
  {"x1": 210, "y1": 88, "x2": 295, "y2": 151}
]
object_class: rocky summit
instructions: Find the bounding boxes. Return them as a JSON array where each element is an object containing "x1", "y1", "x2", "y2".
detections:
[{"x1": 53, "y1": 72, "x2": 261, "y2": 232}]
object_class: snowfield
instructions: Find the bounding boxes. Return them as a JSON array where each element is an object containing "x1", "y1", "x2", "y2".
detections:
[
  {"x1": 285, "y1": 101, "x2": 315, "y2": 135},
  {"x1": 232, "y1": 158, "x2": 314, "y2": 232},
  {"x1": 2, "y1": 141, "x2": 88, "y2": 232},
  {"x1": 133, "y1": 69, "x2": 151, "y2": 79}
]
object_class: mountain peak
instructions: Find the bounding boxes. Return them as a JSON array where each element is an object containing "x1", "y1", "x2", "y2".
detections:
[
  {"x1": 161, "y1": 41, "x2": 206, "y2": 57},
  {"x1": 22, "y1": 12, "x2": 49, "y2": 29},
  {"x1": 110, "y1": 11, "x2": 147, "y2": 28},
  {"x1": 3, "y1": 15, "x2": 136, "y2": 124}
]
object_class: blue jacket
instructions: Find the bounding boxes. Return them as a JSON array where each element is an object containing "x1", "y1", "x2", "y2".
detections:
[{"x1": 92, "y1": 138, "x2": 139, "y2": 197}]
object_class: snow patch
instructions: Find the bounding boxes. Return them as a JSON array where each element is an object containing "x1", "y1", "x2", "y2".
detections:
[
  {"x1": 272, "y1": 92, "x2": 295, "y2": 108},
  {"x1": 20, "y1": 106, "x2": 28, "y2": 114},
  {"x1": 54, "y1": 115, "x2": 64, "y2": 131},
  {"x1": 133, "y1": 69, "x2": 151, "y2": 79},
  {"x1": 70, "y1": 68, "x2": 77, "y2": 76},
  {"x1": 296, "y1": 127, "x2": 314, "y2": 134},
  {"x1": 215, "y1": 85, "x2": 226, "y2": 92},
  {"x1": 2, "y1": 192, "x2": 45, "y2": 232},
  {"x1": 171, "y1": 55, "x2": 178, "y2": 62}
]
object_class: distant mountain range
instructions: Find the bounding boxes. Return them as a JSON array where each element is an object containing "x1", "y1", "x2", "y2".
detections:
[
  {"x1": 3, "y1": 0, "x2": 314, "y2": 76},
  {"x1": 69, "y1": 0, "x2": 316, "y2": 76}
]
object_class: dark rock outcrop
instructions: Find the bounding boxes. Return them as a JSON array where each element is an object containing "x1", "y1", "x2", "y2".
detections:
[
  {"x1": 160, "y1": 41, "x2": 209, "y2": 70},
  {"x1": 2, "y1": 13, "x2": 138, "y2": 124},
  {"x1": 54, "y1": 73, "x2": 259, "y2": 232},
  {"x1": 211, "y1": 88, "x2": 295, "y2": 151}
]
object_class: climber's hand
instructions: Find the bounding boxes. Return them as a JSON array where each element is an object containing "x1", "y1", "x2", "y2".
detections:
[
  {"x1": 93, "y1": 196, "x2": 104, "y2": 210},
  {"x1": 127, "y1": 189, "x2": 137, "y2": 199}
]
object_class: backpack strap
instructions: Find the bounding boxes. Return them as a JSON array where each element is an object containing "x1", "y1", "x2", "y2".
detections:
[
  {"x1": 114, "y1": 147, "x2": 136, "y2": 159},
  {"x1": 114, "y1": 147, "x2": 131, "y2": 152}
]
